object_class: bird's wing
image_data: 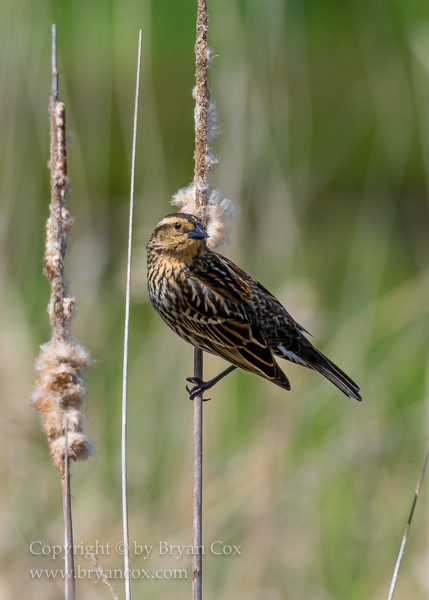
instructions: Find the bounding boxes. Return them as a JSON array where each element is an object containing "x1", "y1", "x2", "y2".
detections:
[
  {"x1": 181, "y1": 259, "x2": 290, "y2": 390},
  {"x1": 214, "y1": 253, "x2": 312, "y2": 337}
]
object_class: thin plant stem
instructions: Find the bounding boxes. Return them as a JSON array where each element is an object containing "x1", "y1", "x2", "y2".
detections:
[
  {"x1": 192, "y1": 347, "x2": 204, "y2": 598},
  {"x1": 62, "y1": 419, "x2": 76, "y2": 600},
  {"x1": 121, "y1": 29, "x2": 142, "y2": 600},
  {"x1": 387, "y1": 439, "x2": 429, "y2": 600},
  {"x1": 192, "y1": 2, "x2": 209, "y2": 599}
]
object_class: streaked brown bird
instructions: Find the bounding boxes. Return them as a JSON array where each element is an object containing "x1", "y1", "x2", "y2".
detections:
[{"x1": 146, "y1": 213, "x2": 361, "y2": 401}]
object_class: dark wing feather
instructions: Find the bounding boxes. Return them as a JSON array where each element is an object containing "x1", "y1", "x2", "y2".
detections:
[
  {"x1": 213, "y1": 253, "x2": 312, "y2": 337},
  {"x1": 201, "y1": 253, "x2": 360, "y2": 400},
  {"x1": 181, "y1": 261, "x2": 290, "y2": 390}
]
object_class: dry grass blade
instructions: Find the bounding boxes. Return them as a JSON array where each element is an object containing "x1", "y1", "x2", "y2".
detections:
[
  {"x1": 387, "y1": 440, "x2": 429, "y2": 600},
  {"x1": 121, "y1": 29, "x2": 143, "y2": 600},
  {"x1": 87, "y1": 554, "x2": 119, "y2": 600}
]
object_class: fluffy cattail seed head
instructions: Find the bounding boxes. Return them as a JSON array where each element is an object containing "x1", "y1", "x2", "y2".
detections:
[
  {"x1": 171, "y1": 51, "x2": 236, "y2": 249},
  {"x1": 32, "y1": 88, "x2": 92, "y2": 475}
]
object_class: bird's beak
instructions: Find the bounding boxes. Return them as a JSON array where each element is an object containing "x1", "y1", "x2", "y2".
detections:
[{"x1": 188, "y1": 224, "x2": 209, "y2": 240}]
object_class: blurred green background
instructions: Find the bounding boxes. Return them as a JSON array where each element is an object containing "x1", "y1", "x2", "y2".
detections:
[{"x1": 1, "y1": 0, "x2": 429, "y2": 598}]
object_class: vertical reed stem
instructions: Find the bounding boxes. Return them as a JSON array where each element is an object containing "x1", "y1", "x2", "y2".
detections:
[
  {"x1": 62, "y1": 419, "x2": 76, "y2": 600},
  {"x1": 121, "y1": 29, "x2": 142, "y2": 600},
  {"x1": 192, "y1": 2, "x2": 209, "y2": 599},
  {"x1": 192, "y1": 348, "x2": 204, "y2": 599}
]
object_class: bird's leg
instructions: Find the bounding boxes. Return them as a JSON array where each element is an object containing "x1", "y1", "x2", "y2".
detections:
[{"x1": 186, "y1": 365, "x2": 237, "y2": 400}]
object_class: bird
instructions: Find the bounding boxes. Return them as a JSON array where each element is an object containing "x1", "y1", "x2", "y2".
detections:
[{"x1": 146, "y1": 213, "x2": 361, "y2": 401}]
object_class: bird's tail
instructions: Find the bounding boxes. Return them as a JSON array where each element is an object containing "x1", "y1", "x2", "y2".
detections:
[{"x1": 298, "y1": 345, "x2": 361, "y2": 401}]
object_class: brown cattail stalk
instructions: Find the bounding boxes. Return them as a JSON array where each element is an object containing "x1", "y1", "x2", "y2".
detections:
[
  {"x1": 171, "y1": 3, "x2": 235, "y2": 598},
  {"x1": 191, "y1": 5, "x2": 209, "y2": 599},
  {"x1": 194, "y1": 0, "x2": 209, "y2": 216},
  {"x1": 192, "y1": 345, "x2": 204, "y2": 600},
  {"x1": 62, "y1": 420, "x2": 75, "y2": 599},
  {"x1": 174, "y1": 2, "x2": 232, "y2": 598},
  {"x1": 31, "y1": 25, "x2": 91, "y2": 600},
  {"x1": 172, "y1": 3, "x2": 235, "y2": 251}
]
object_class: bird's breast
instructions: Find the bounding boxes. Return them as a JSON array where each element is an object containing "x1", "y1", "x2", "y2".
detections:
[{"x1": 147, "y1": 254, "x2": 185, "y2": 315}]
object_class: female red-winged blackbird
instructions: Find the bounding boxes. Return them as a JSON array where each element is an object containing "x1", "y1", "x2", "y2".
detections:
[{"x1": 147, "y1": 213, "x2": 361, "y2": 401}]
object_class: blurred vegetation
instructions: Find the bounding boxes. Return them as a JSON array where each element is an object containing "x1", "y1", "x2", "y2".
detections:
[{"x1": 1, "y1": 0, "x2": 429, "y2": 598}]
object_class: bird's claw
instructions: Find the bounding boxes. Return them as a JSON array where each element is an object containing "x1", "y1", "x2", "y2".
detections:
[{"x1": 186, "y1": 377, "x2": 211, "y2": 401}]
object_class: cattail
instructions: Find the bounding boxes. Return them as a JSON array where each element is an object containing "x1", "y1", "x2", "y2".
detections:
[
  {"x1": 172, "y1": 182, "x2": 236, "y2": 250},
  {"x1": 171, "y1": 40, "x2": 236, "y2": 248},
  {"x1": 173, "y1": 3, "x2": 238, "y2": 598},
  {"x1": 31, "y1": 73, "x2": 91, "y2": 476}
]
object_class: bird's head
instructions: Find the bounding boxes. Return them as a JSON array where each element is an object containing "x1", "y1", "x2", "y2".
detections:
[{"x1": 146, "y1": 213, "x2": 209, "y2": 260}]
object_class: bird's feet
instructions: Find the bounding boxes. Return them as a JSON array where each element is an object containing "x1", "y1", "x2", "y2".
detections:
[{"x1": 186, "y1": 377, "x2": 212, "y2": 401}]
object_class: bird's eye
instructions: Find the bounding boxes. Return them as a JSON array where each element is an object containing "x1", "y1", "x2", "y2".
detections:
[{"x1": 174, "y1": 222, "x2": 181, "y2": 230}]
